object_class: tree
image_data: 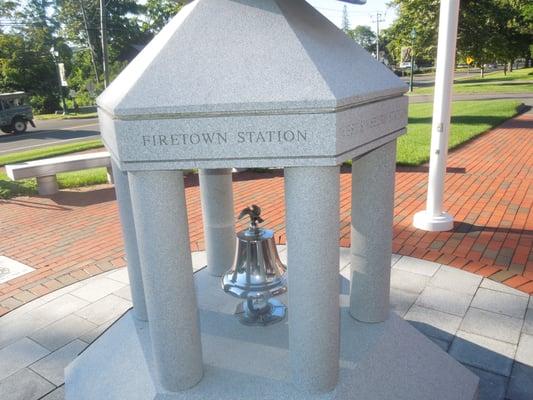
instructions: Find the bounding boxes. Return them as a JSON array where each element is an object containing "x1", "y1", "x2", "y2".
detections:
[
  {"x1": 342, "y1": 5, "x2": 350, "y2": 32},
  {"x1": 347, "y1": 25, "x2": 376, "y2": 53},
  {"x1": 386, "y1": 0, "x2": 439, "y2": 67},
  {"x1": 141, "y1": 0, "x2": 183, "y2": 35},
  {"x1": 0, "y1": 33, "x2": 59, "y2": 112},
  {"x1": 387, "y1": 0, "x2": 533, "y2": 72},
  {"x1": 0, "y1": 0, "x2": 64, "y2": 112}
]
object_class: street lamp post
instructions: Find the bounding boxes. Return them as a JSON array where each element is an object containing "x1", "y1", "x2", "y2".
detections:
[
  {"x1": 409, "y1": 29, "x2": 416, "y2": 92},
  {"x1": 50, "y1": 48, "x2": 67, "y2": 115},
  {"x1": 413, "y1": 0, "x2": 461, "y2": 231}
]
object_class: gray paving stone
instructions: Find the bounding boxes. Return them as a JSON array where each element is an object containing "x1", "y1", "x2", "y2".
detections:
[
  {"x1": 40, "y1": 386, "x2": 64, "y2": 400},
  {"x1": 29, "y1": 340, "x2": 86, "y2": 386},
  {"x1": 74, "y1": 294, "x2": 131, "y2": 325},
  {"x1": 0, "y1": 313, "x2": 50, "y2": 350},
  {"x1": 0, "y1": 337, "x2": 50, "y2": 381},
  {"x1": 393, "y1": 256, "x2": 441, "y2": 277},
  {"x1": 0, "y1": 368, "x2": 55, "y2": 400},
  {"x1": 29, "y1": 315, "x2": 96, "y2": 352},
  {"x1": 415, "y1": 286, "x2": 473, "y2": 316},
  {"x1": 0, "y1": 296, "x2": 52, "y2": 326},
  {"x1": 404, "y1": 305, "x2": 462, "y2": 342},
  {"x1": 465, "y1": 365, "x2": 508, "y2": 400},
  {"x1": 429, "y1": 265, "x2": 482, "y2": 295},
  {"x1": 471, "y1": 288, "x2": 528, "y2": 319},
  {"x1": 105, "y1": 268, "x2": 130, "y2": 284},
  {"x1": 70, "y1": 277, "x2": 125, "y2": 302},
  {"x1": 27, "y1": 294, "x2": 89, "y2": 326},
  {"x1": 461, "y1": 308, "x2": 523, "y2": 344},
  {"x1": 515, "y1": 334, "x2": 533, "y2": 367},
  {"x1": 480, "y1": 279, "x2": 529, "y2": 298},
  {"x1": 78, "y1": 318, "x2": 116, "y2": 345},
  {"x1": 113, "y1": 285, "x2": 132, "y2": 301},
  {"x1": 390, "y1": 268, "x2": 430, "y2": 294},
  {"x1": 0, "y1": 295, "x2": 89, "y2": 349},
  {"x1": 449, "y1": 331, "x2": 516, "y2": 376},
  {"x1": 524, "y1": 309, "x2": 533, "y2": 335},
  {"x1": 389, "y1": 288, "x2": 418, "y2": 318},
  {"x1": 507, "y1": 362, "x2": 533, "y2": 400}
]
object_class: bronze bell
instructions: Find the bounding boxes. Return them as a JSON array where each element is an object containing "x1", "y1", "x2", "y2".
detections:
[{"x1": 222, "y1": 205, "x2": 287, "y2": 325}]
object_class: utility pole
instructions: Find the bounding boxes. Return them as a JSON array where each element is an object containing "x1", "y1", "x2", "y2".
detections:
[
  {"x1": 100, "y1": 0, "x2": 110, "y2": 88},
  {"x1": 80, "y1": 0, "x2": 100, "y2": 85},
  {"x1": 409, "y1": 29, "x2": 416, "y2": 92},
  {"x1": 413, "y1": 0, "x2": 460, "y2": 232},
  {"x1": 372, "y1": 12, "x2": 385, "y2": 62}
]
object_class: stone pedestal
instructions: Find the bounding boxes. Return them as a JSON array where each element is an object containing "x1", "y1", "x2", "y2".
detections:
[
  {"x1": 65, "y1": 268, "x2": 479, "y2": 400},
  {"x1": 36, "y1": 175, "x2": 58, "y2": 195}
]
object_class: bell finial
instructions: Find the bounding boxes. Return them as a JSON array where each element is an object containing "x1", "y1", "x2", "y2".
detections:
[{"x1": 238, "y1": 204, "x2": 264, "y2": 229}]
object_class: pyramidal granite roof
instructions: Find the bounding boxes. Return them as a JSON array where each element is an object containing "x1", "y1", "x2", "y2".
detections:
[{"x1": 97, "y1": 0, "x2": 407, "y2": 119}]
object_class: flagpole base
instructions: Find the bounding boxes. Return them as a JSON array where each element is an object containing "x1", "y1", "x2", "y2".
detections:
[{"x1": 413, "y1": 210, "x2": 454, "y2": 232}]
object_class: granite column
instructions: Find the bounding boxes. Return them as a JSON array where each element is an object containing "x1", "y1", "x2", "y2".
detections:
[
  {"x1": 129, "y1": 170, "x2": 203, "y2": 391},
  {"x1": 284, "y1": 166, "x2": 340, "y2": 393},
  {"x1": 349, "y1": 140, "x2": 396, "y2": 322},
  {"x1": 110, "y1": 159, "x2": 147, "y2": 321},
  {"x1": 199, "y1": 168, "x2": 236, "y2": 276}
]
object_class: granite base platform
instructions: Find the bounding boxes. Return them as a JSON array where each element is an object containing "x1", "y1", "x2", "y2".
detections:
[{"x1": 65, "y1": 269, "x2": 479, "y2": 400}]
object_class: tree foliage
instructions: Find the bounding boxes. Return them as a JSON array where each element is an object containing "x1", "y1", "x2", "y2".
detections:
[
  {"x1": 141, "y1": 0, "x2": 183, "y2": 34},
  {"x1": 0, "y1": 0, "x2": 185, "y2": 113},
  {"x1": 386, "y1": 0, "x2": 533, "y2": 68},
  {"x1": 347, "y1": 25, "x2": 376, "y2": 53}
]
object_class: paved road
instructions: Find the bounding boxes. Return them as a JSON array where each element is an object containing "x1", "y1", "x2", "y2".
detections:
[{"x1": 0, "y1": 118, "x2": 99, "y2": 155}]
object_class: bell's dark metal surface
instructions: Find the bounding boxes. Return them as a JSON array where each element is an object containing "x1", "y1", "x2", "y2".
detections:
[{"x1": 222, "y1": 205, "x2": 287, "y2": 326}]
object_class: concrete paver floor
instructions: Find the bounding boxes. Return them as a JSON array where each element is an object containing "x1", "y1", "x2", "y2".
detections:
[{"x1": 0, "y1": 249, "x2": 531, "y2": 400}]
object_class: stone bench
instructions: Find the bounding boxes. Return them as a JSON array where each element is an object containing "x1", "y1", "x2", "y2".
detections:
[{"x1": 5, "y1": 152, "x2": 112, "y2": 195}]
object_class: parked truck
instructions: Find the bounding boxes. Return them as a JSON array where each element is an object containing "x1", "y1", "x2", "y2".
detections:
[{"x1": 0, "y1": 92, "x2": 35, "y2": 134}]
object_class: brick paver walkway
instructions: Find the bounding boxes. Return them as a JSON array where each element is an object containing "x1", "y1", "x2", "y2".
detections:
[{"x1": 0, "y1": 112, "x2": 531, "y2": 316}]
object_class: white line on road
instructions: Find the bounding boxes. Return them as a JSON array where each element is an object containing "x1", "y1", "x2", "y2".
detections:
[
  {"x1": 26, "y1": 121, "x2": 99, "y2": 136},
  {"x1": 0, "y1": 137, "x2": 101, "y2": 155}
]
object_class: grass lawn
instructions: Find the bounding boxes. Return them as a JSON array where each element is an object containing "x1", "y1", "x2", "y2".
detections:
[
  {"x1": 412, "y1": 67, "x2": 533, "y2": 95},
  {"x1": 0, "y1": 99, "x2": 523, "y2": 198},
  {"x1": 34, "y1": 111, "x2": 98, "y2": 120},
  {"x1": 397, "y1": 99, "x2": 521, "y2": 166},
  {"x1": 0, "y1": 139, "x2": 103, "y2": 166}
]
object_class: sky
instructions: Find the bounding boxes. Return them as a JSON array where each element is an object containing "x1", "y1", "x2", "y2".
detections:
[{"x1": 307, "y1": 0, "x2": 397, "y2": 32}]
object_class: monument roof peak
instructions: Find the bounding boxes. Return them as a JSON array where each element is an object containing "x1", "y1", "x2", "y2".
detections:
[{"x1": 97, "y1": 0, "x2": 406, "y2": 119}]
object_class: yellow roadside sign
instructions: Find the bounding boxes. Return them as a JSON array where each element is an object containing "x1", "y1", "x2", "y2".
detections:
[{"x1": 466, "y1": 56, "x2": 474, "y2": 65}]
